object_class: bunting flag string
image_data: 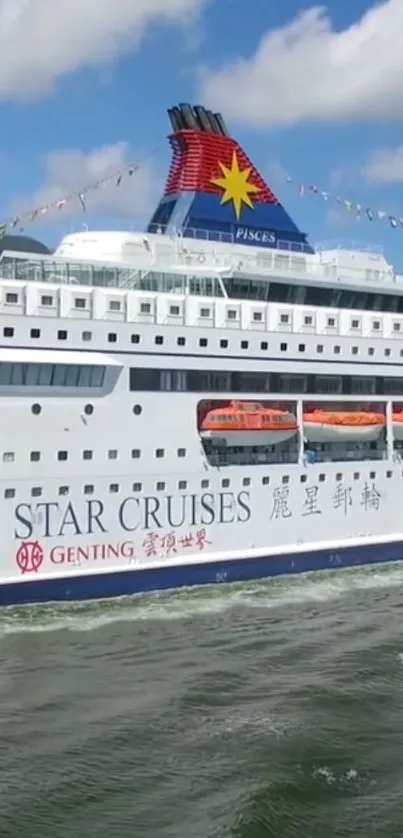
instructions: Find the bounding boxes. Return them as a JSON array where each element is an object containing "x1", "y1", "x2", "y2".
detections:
[
  {"x1": 285, "y1": 174, "x2": 402, "y2": 231},
  {"x1": 0, "y1": 158, "x2": 149, "y2": 240}
]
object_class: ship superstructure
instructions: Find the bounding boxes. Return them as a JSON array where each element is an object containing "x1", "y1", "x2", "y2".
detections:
[{"x1": 2, "y1": 104, "x2": 403, "y2": 606}]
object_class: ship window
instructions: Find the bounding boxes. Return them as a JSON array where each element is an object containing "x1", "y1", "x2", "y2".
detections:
[
  {"x1": 262, "y1": 476, "x2": 270, "y2": 485},
  {"x1": 3, "y1": 452, "x2": 14, "y2": 463},
  {"x1": 108, "y1": 333, "x2": 117, "y2": 343},
  {"x1": 336, "y1": 473, "x2": 343, "y2": 481},
  {"x1": 317, "y1": 344, "x2": 323, "y2": 353},
  {"x1": 74, "y1": 297, "x2": 86, "y2": 309},
  {"x1": 261, "y1": 341, "x2": 268, "y2": 350},
  {"x1": 351, "y1": 377, "x2": 376, "y2": 395},
  {"x1": 4, "y1": 488, "x2": 15, "y2": 498},
  {"x1": 156, "y1": 482, "x2": 165, "y2": 491},
  {"x1": 83, "y1": 450, "x2": 93, "y2": 460},
  {"x1": 220, "y1": 339, "x2": 228, "y2": 348},
  {"x1": 156, "y1": 449, "x2": 164, "y2": 458},
  {"x1": 140, "y1": 303, "x2": 151, "y2": 314},
  {"x1": 131, "y1": 449, "x2": 141, "y2": 458},
  {"x1": 241, "y1": 341, "x2": 249, "y2": 349},
  {"x1": 385, "y1": 348, "x2": 391, "y2": 356},
  {"x1": 370, "y1": 471, "x2": 376, "y2": 479},
  {"x1": 316, "y1": 375, "x2": 342, "y2": 394},
  {"x1": 384, "y1": 378, "x2": 403, "y2": 395},
  {"x1": 298, "y1": 344, "x2": 305, "y2": 352},
  {"x1": 133, "y1": 482, "x2": 142, "y2": 492},
  {"x1": 282, "y1": 475, "x2": 289, "y2": 484},
  {"x1": 253, "y1": 311, "x2": 263, "y2": 322},
  {"x1": 58, "y1": 451, "x2": 68, "y2": 461},
  {"x1": 170, "y1": 305, "x2": 180, "y2": 316},
  {"x1": 3, "y1": 327, "x2": 14, "y2": 337},
  {"x1": 31, "y1": 487, "x2": 42, "y2": 497},
  {"x1": 58, "y1": 486, "x2": 69, "y2": 496},
  {"x1": 279, "y1": 374, "x2": 307, "y2": 393},
  {"x1": 177, "y1": 448, "x2": 186, "y2": 457},
  {"x1": 5, "y1": 293, "x2": 18, "y2": 304},
  {"x1": 131, "y1": 334, "x2": 140, "y2": 344},
  {"x1": 30, "y1": 329, "x2": 40, "y2": 339},
  {"x1": 201, "y1": 480, "x2": 210, "y2": 489},
  {"x1": 387, "y1": 471, "x2": 393, "y2": 478},
  {"x1": 372, "y1": 320, "x2": 381, "y2": 330},
  {"x1": 327, "y1": 317, "x2": 336, "y2": 327},
  {"x1": 84, "y1": 404, "x2": 94, "y2": 415},
  {"x1": 304, "y1": 316, "x2": 313, "y2": 325},
  {"x1": 354, "y1": 473, "x2": 360, "y2": 480},
  {"x1": 133, "y1": 404, "x2": 142, "y2": 415},
  {"x1": 319, "y1": 474, "x2": 325, "y2": 482},
  {"x1": 108, "y1": 449, "x2": 118, "y2": 459},
  {"x1": 84, "y1": 485, "x2": 94, "y2": 494},
  {"x1": 30, "y1": 451, "x2": 41, "y2": 462},
  {"x1": 221, "y1": 479, "x2": 230, "y2": 488},
  {"x1": 41, "y1": 295, "x2": 53, "y2": 306},
  {"x1": 334, "y1": 345, "x2": 341, "y2": 354},
  {"x1": 177, "y1": 337, "x2": 185, "y2": 346},
  {"x1": 243, "y1": 478, "x2": 251, "y2": 487},
  {"x1": 82, "y1": 331, "x2": 92, "y2": 341},
  {"x1": 393, "y1": 322, "x2": 401, "y2": 332},
  {"x1": 57, "y1": 330, "x2": 67, "y2": 340},
  {"x1": 178, "y1": 480, "x2": 187, "y2": 490},
  {"x1": 200, "y1": 308, "x2": 211, "y2": 318},
  {"x1": 155, "y1": 335, "x2": 164, "y2": 345},
  {"x1": 0, "y1": 362, "x2": 106, "y2": 388},
  {"x1": 300, "y1": 474, "x2": 307, "y2": 483},
  {"x1": 199, "y1": 338, "x2": 208, "y2": 347},
  {"x1": 227, "y1": 309, "x2": 237, "y2": 320},
  {"x1": 109, "y1": 300, "x2": 121, "y2": 311},
  {"x1": 109, "y1": 484, "x2": 119, "y2": 493},
  {"x1": 351, "y1": 319, "x2": 360, "y2": 329},
  {"x1": 31, "y1": 403, "x2": 41, "y2": 415},
  {"x1": 351, "y1": 346, "x2": 358, "y2": 355},
  {"x1": 368, "y1": 347, "x2": 374, "y2": 356}
]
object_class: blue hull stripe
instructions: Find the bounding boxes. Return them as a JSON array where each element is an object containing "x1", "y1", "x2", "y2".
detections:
[{"x1": 1, "y1": 540, "x2": 403, "y2": 607}]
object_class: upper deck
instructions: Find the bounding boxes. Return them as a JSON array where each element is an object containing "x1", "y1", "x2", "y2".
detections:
[{"x1": 0, "y1": 227, "x2": 402, "y2": 306}]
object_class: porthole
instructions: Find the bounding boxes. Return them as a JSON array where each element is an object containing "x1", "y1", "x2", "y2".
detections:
[
  {"x1": 31, "y1": 403, "x2": 41, "y2": 415},
  {"x1": 133, "y1": 404, "x2": 142, "y2": 416},
  {"x1": 84, "y1": 404, "x2": 94, "y2": 416},
  {"x1": 4, "y1": 488, "x2": 15, "y2": 499}
]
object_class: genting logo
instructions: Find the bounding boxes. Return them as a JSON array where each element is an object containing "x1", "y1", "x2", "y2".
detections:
[{"x1": 15, "y1": 541, "x2": 44, "y2": 574}]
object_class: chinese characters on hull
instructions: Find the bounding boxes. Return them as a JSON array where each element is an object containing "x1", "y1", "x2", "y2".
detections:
[{"x1": 269, "y1": 481, "x2": 382, "y2": 520}]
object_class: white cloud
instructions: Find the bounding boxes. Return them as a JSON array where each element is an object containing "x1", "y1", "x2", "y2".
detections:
[
  {"x1": 199, "y1": 0, "x2": 403, "y2": 127},
  {"x1": 11, "y1": 143, "x2": 160, "y2": 225},
  {"x1": 364, "y1": 147, "x2": 403, "y2": 183},
  {"x1": 0, "y1": 0, "x2": 209, "y2": 98}
]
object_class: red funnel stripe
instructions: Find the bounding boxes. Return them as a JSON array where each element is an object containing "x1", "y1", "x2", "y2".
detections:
[{"x1": 164, "y1": 130, "x2": 278, "y2": 205}]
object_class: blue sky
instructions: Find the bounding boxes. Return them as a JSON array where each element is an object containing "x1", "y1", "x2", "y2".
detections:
[{"x1": 1, "y1": 0, "x2": 403, "y2": 264}]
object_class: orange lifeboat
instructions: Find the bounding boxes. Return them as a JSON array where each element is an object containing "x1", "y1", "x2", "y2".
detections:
[
  {"x1": 303, "y1": 410, "x2": 385, "y2": 443},
  {"x1": 200, "y1": 400, "x2": 298, "y2": 447},
  {"x1": 392, "y1": 410, "x2": 403, "y2": 441}
]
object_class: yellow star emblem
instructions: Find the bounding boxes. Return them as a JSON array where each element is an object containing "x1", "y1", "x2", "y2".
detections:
[{"x1": 210, "y1": 151, "x2": 260, "y2": 220}]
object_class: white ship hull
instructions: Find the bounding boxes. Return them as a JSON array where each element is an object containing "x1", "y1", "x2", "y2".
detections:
[{"x1": 3, "y1": 461, "x2": 403, "y2": 606}]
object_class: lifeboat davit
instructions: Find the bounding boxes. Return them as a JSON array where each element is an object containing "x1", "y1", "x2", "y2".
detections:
[
  {"x1": 392, "y1": 410, "x2": 403, "y2": 441},
  {"x1": 199, "y1": 400, "x2": 298, "y2": 447},
  {"x1": 303, "y1": 410, "x2": 385, "y2": 443}
]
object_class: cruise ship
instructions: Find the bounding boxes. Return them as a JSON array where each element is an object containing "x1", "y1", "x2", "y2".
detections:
[{"x1": 2, "y1": 102, "x2": 403, "y2": 607}]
